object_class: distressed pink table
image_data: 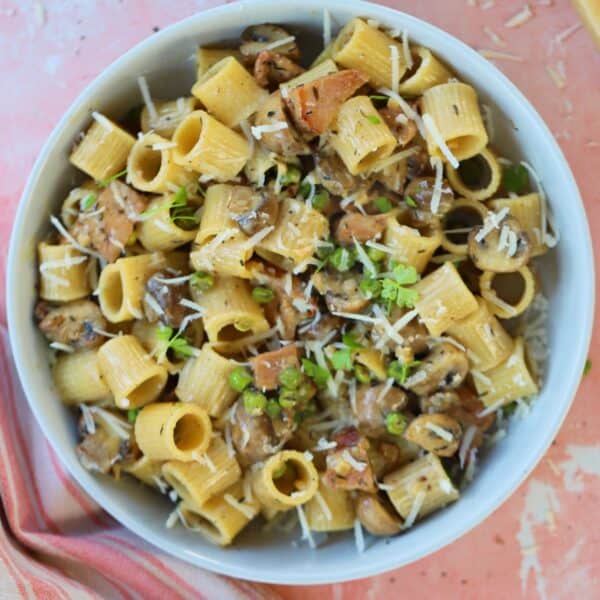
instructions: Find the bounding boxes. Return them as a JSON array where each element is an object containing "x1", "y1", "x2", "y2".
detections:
[{"x1": 1, "y1": 1, "x2": 598, "y2": 598}]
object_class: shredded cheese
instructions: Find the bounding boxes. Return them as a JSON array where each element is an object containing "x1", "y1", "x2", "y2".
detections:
[
  {"x1": 389, "y1": 44, "x2": 400, "y2": 94},
  {"x1": 377, "y1": 87, "x2": 426, "y2": 137},
  {"x1": 353, "y1": 519, "x2": 366, "y2": 554},
  {"x1": 546, "y1": 64, "x2": 566, "y2": 89},
  {"x1": 342, "y1": 449, "x2": 367, "y2": 472},
  {"x1": 368, "y1": 146, "x2": 419, "y2": 173},
  {"x1": 313, "y1": 437, "x2": 337, "y2": 452},
  {"x1": 402, "y1": 491, "x2": 426, "y2": 529},
  {"x1": 250, "y1": 122, "x2": 288, "y2": 140},
  {"x1": 296, "y1": 505, "x2": 316, "y2": 549},
  {"x1": 478, "y1": 49, "x2": 524, "y2": 62},
  {"x1": 91, "y1": 111, "x2": 112, "y2": 132},
  {"x1": 239, "y1": 119, "x2": 255, "y2": 157},
  {"x1": 555, "y1": 22, "x2": 582, "y2": 44},
  {"x1": 224, "y1": 494, "x2": 257, "y2": 520},
  {"x1": 323, "y1": 8, "x2": 332, "y2": 48},
  {"x1": 314, "y1": 491, "x2": 332, "y2": 522},
  {"x1": 372, "y1": 304, "x2": 405, "y2": 345},
  {"x1": 262, "y1": 35, "x2": 296, "y2": 52},
  {"x1": 401, "y1": 30, "x2": 413, "y2": 69},
  {"x1": 459, "y1": 425, "x2": 478, "y2": 467},
  {"x1": 352, "y1": 237, "x2": 377, "y2": 277},
  {"x1": 483, "y1": 26, "x2": 506, "y2": 47},
  {"x1": 430, "y1": 156, "x2": 444, "y2": 214},
  {"x1": 474, "y1": 207, "x2": 510, "y2": 242},
  {"x1": 49, "y1": 216, "x2": 104, "y2": 264},
  {"x1": 476, "y1": 398, "x2": 506, "y2": 418},
  {"x1": 505, "y1": 4, "x2": 533, "y2": 28},
  {"x1": 422, "y1": 114, "x2": 459, "y2": 168},
  {"x1": 137, "y1": 75, "x2": 158, "y2": 123},
  {"x1": 424, "y1": 422, "x2": 454, "y2": 442}
]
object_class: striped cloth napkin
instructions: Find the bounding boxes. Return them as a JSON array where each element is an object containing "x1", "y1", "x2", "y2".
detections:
[{"x1": 0, "y1": 326, "x2": 281, "y2": 600}]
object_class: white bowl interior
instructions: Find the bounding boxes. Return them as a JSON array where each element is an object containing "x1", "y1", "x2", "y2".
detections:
[{"x1": 7, "y1": 0, "x2": 594, "y2": 584}]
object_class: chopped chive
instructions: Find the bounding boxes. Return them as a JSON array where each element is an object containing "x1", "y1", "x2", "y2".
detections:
[
  {"x1": 80, "y1": 193, "x2": 97, "y2": 211},
  {"x1": 405, "y1": 195, "x2": 418, "y2": 208},
  {"x1": 97, "y1": 167, "x2": 128, "y2": 187},
  {"x1": 127, "y1": 408, "x2": 140, "y2": 423},
  {"x1": 366, "y1": 114, "x2": 382, "y2": 125},
  {"x1": 252, "y1": 286, "x2": 275, "y2": 304},
  {"x1": 369, "y1": 95, "x2": 388, "y2": 101},
  {"x1": 583, "y1": 359, "x2": 592, "y2": 376}
]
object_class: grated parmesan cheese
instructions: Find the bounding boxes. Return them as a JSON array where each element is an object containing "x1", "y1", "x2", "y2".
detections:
[
  {"x1": 422, "y1": 114, "x2": 459, "y2": 168},
  {"x1": 483, "y1": 26, "x2": 506, "y2": 47},
  {"x1": 239, "y1": 119, "x2": 255, "y2": 157},
  {"x1": 323, "y1": 8, "x2": 332, "y2": 48},
  {"x1": 250, "y1": 122, "x2": 288, "y2": 140},
  {"x1": 401, "y1": 30, "x2": 413, "y2": 69},
  {"x1": 424, "y1": 422, "x2": 454, "y2": 442},
  {"x1": 354, "y1": 519, "x2": 366, "y2": 554},
  {"x1": 137, "y1": 75, "x2": 158, "y2": 123},
  {"x1": 389, "y1": 44, "x2": 400, "y2": 94},
  {"x1": 478, "y1": 49, "x2": 524, "y2": 62},
  {"x1": 430, "y1": 156, "x2": 444, "y2": 214},
  {"x1": 315, "y1": 491, "x2": 332, "y2": 522},
  {"x1": 342, "y1": 449, "x2": 367, "y2": 472},
  {"x1": 459, "y1": 425, "x2": 478, "y2": 467},
  {"x1": 546, "y1": 64, "x2": 566, "y2": 89},
  {"x1": 296, "y1": 505, "x2": 316, "y2": 549},
  {"x1": 224, "y1": 494, "x2": 257, "y2": 520},
  {"x1": 402, "y1": 491, "x2": 426, "y2": 529},
  {"x1": 555, "y1": 22, "x2": 582, "y2": 44},
  {"x1": 505, "y1": 4, "x2": 533, "y2": 28},
  {"x1": 475, "y1": 207, "x2": 510, "y2": 242},
  {"x1": 368, "y1": 146, "x2": 419, "y2": 173},
  {"x1": 476, "y1": 397, "x2": 506, "y2": 418},
  {"x1": 262, "y1": 35, "x2": 296, "y2": 52},
  {"x1": 313, "y1": 437, "x2": 337, "y2": 452},
  {"x1": 92, "y1": 111, "x2": 112, "y2": 132}
]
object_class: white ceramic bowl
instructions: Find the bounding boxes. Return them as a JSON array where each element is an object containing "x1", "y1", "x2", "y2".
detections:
[{"x1": 7, "y1": 0, "x2": 594, "y2": 584}]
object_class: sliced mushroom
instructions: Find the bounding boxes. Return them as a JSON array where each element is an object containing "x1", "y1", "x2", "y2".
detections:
[
  {"x1": 333, "y1": 212, "x2": 389, "y2": 245},
  {"x1": 392, "y1": 317, "x2": 429, "y2": 357},
  {"x1": 253, "y1": 91, "x2": 309, "y2": 157},
  {"x1": 406, "y1": 146, "x2": 431, "y2": 179},
  {"x1": 403, "y1": 342, "x2": 469, "y2": 395},
  {"x1": 227, "y1": 186, "x2": 280, "y2": 235},
  {"x1": 231, "y1": 400, "x2": 281, "y2": 466},
  {"x1": 355, "y1": 492, "x2": 403, "y2": 536},
  {"x1": 420, "y1": 390, "x2": 461, "y2": 414},
  {"x1": 445, "y1": 386, "x2": 495, "y2": 436},
  {"x1": 297, "y1": 313, "x2": 343, "y2": 342},
  {"x1": 37, "y1": 299, "x2": 107, "y2": 350},
  {"x1": 254, "y1": 50, "x2": 304, "y2": 88},
  {"x1": 379, "y1": 105, "x2": 418, "y2": 147},
  {"x1": 311, "y1": 271, "x2": 369, "y2": 314},
  {"x1": 403, "y1": 413, "x2": 462, "y2": 457},
  {"x1": 314, "y1": 152, "x2": 365, "y2": 197},
  {"x1": 144, "y1": 269, "x2": 190, "y2": 328},
  {"x1": 468, "y1": 216, "x2": 531, "y2": 273},
  {"x1": 354, "y1": 383, "x2": 407, "y2": 437},
  {"x1": 285, "y1": 69, "x2": 369, "y2": 137},
  {"x1": 240, "y1": 24, "x2": 300, "y2": 61},
  {"x1": 404, "y1": 177, "x2": 454, "y2": 224}
]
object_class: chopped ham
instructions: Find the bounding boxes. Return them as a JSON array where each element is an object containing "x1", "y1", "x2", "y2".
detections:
[
  {"x1": 285, "y1": 69, "x2": 369, "y2": 136},
  {"x1": 250, "y1": 343, "x2": 299, "y2": 390},
  {"x1": 70, "y1": 181, "x2": 147, "y2": 263},
  {"x1": 333, "y1": 213, "x2": 389, "y2": 245}
]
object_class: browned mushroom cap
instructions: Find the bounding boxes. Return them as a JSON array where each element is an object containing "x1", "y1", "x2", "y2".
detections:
[
  {"x1": 404, "y1": 176, "x2": 454, "y2": 224},
  {"x1": 253, "y1": 50, "x2": 304, "y2": 88},
  {"x1": 144, "y1": 269, "x2": 190, "y2": 328},
  {"x1": 406, "y1": 146, "x2": 431, "y2": 179},
  {"x1": 314, "y1": 152, "x2": 365, "y2": 197},
  {"x1": 393, "y1": 317, "x2": 429, "y2": 357},
  {"x1": 355, "y1": 492, "x2": 403, "y2": 536},
  {"x1": 354, "y1": 383, "x2": 407, "y2": 437},
  {"x1": 253, "y1": 91, "x2": 310, "y2": 157},
  {"x1": 240, "y1": 24, "x2": 300, "y2": 61},
  {"x1": 333, "y1": 212, "x2": 389, "y2": 245},
  {"x1": 403, "y1": 413, "x2": 462, "y2": 457},
  {"x1": 420, "y1": 390, "x2": 461, "y2": 414},
  {"x1": 311, "y1": 271, "x2": 369, "y2": 314},
  {"x1": 468, "y1": 215, "x2": 531, "y2": 273},
  {"x1": 403, "y1": 342, "x2": 469, "y2": 395},
  {"x1": 227, "y1": 186, "x2": 280, "y2": 235},
  {"x1": 378, "y1": 105, "x2": 418, "y2": 147}
]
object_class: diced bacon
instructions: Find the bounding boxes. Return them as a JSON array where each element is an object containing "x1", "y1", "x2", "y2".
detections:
[
  {"x1": 249, "y1": 344, "x2": 299, "y2": 390},
  {"x1": 333, "y1": 213, "x2": 388, "y2": 245}
]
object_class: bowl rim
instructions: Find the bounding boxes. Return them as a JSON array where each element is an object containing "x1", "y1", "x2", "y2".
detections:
[{"x1": 6, "y1": 0, "x2": 595, "y2": 585}]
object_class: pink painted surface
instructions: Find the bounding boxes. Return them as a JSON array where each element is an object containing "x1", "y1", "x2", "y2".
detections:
[{"x1": 0, "y1": 0, "x2": 598, "y2": 598}]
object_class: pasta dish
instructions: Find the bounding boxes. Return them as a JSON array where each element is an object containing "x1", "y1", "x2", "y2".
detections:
[{"x1": 35, "y1": 17, "x2": 558, "y2": 548}]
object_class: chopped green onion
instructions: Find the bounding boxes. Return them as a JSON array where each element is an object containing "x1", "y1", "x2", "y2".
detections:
[
  {"x1": 97, "y1": 167, "x2": 128, "y2": 187},
  {"x1": 265, "y1": 400, "x2": 282, "y2": 419},
  {"x1": 279, "y1": 366, "x2": 302, "y2": 390},
  {"x1": 374, "y1": 196, "x2": 392, "y2": 213},
  {"x1": 312, "y1": 190, "x2": 330, "y2": 211},
  {"x1": 367, "y1": 246, "x2": 386, "y2": 262},
  {"x1": 331, "y1": 348, "x2": 353, "y2": 371},
  {"x1": 502, "y1": 164, "x2": 529, "y2": 194},
  {"x1": 369, "y1": 95, "x2": 388, "y2": 101},
  {"x1": 360, "y1": 277, "x2": 382, "y2": 299},
  {"x1": 280, "y1": 165, "x2": 301, "y2": 187},
  {"x1": 405, "y1": 195, "x2": 418, "y2": 208},
  {"x1": 354, "y1": 363, "x2": 371, "y2": 384},
  {"x1": 583, "y1": 359, "x2": 592, "y2": 376},
  {"x1": 252, "y1": 286, "x2": 275, "y2": 304},
  {"x1": 127, "y1": 408, "x2": 140, "y2": 423},
  {"x1": 385, "y1": 412, "x2": 407, "y2": 435},
  {"x1": 80, "y1": 194, "x2": 97, "y2": 211},
  {"x1": 190, "y1": 271, "x2": 214, "y2": 291},
  {"x1": 242, "y1": 389, "x2": 267, "y2": 416},
  {"x1": 329, "y1": 247, "x2": 356, "y2": 272},
  {"x1": 228, "y1": 367, "x2": 254, "y2": 392},
  {"x1": 366, "y1": 114, "x2": 382, "y2": 125},
  {"x1": 301, "y1": 358, "x2": 330, "y2": 388}
]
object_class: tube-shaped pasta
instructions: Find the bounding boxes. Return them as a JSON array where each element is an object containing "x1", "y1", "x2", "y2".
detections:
[
  {"x1": 189, "y1": 276, "x2": 269, "y2": 343},
  {"x1": 97, "y1": 253, "x2": 165, "y2": 322},
  {"x1": 251, "y1": 450, "x2": 319, "y2": 512},
  {"x1": 384, "y1": 221, "x2": 442, "y2": 273},
  {"x1": 446, "y1": 297, "x2": 514, "y2": 371},
  {"x1": 178, "y1": 481, "x2": 259, "y2": 546},
  {"x1": 414, "y1": 262, "x2": 479, "y2": 335},
  {"x1": 440, "y1": 198, "x2": 488, "y2": 255},
  {"x1": 256, "y1": 198, "x2": 329, "y2": 269},
  {"x1": 488, "y1": 193, "x2": 547, "y2": 257},
  {"x1": 127, "y1": 132, "x2": 196, "y2": 193},
  {"x1": 121, "y1": 455, "x2": 164, "y2": 488},
  {"x1": 280, "y1": 59, "x2": 338, "y2": 93},
  {"x1": 353, "y1": 348, "x2": 387, "y2": 381},
  {"x1": 480, "y1": 267, "x2": 536, "y2": 319},
  {"x1": 136, "y1": 195, "x2": 198, "y2": 252},
  {"x1": 383, "y1": 453, "x2": 459, "y2": 521},
  {"x1": 175, "y1": 345, "x2": 238, "y2": 417},
  {"x1": 196, "y1": 47, "x2": 243, "y2": 78},
  {"x1": 304, "y1": 478, "x2": 355, "y2": 532},
  {"x1": 140, "y1": 97, "x2": 196, "y2": 138},
  {"x1": 172, "y1": 110, "x2": 251, "y2": 180},
  {"x1": 97, "y1": 335, "x2": 168, "y2": 409},
  {"x1": 38, "y1": 242, "x2": 92, "y2": 302},
  {"x1": 244, "y1": 145, "x2": 278, "y2": 186},
  {"x1": 70, "y1": 115, "x2": 135, "y2": 181},
  {"x1": 473, "y1": 337, "x2": 538, "y2": 407},
  {"x1": 191, "y1": 57, "x2": 267, "y2": 128},
  {"x1": 332, "y1": 18, "x2": 407, "y2": 87},
  {"x1": 61, "y1": 180, "x2": 101, "y2": 227},
  {"x1": 398, "y1": 46, "x2": 452, "y2": 96},
  {"x1": 330, "y1": 96, "x2": 397, "y2": 175},
  {"x1": 161, "y1": 436, "x2": 241, "y2": 507},
  {"x1": 446, "y1": 147, "x2": 501, "y2": 202},
  {"x1": 131, "y1": 320, "x2": 185, "y2": 375},
  {"x1": 53, "y1": 350, "x2": 111, "y2": 405},
  {"x1": 135, "y1": 402, "x2": 212, "y2": 461},
  {"x1": 422, "y1": 82, "x2": 488, "y2": 162}
]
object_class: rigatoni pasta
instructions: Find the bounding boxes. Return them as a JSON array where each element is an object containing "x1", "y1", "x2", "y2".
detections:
[{"x1": 37, "y1": 16, "x2": 558, "y2": 550}]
